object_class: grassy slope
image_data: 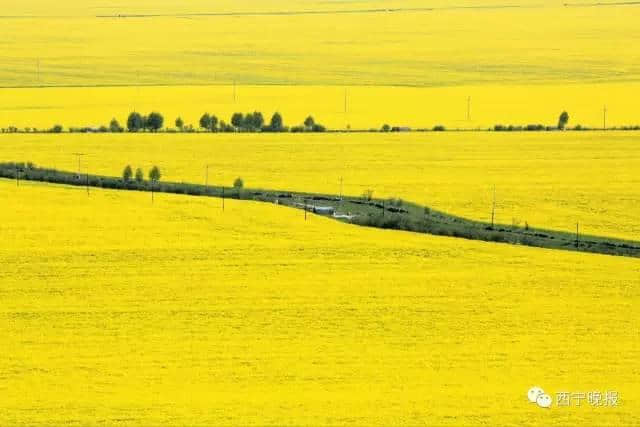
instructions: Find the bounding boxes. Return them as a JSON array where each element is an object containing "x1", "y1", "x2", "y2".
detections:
[
  {"x1": 3, "y1": 164, "x2": 639, "y2": 258},
  {"x1": 1, "y1": 132, "x2": 638, "y2": 241},
  {"x1": 1, "y1": 179, "x2": 640, "y2": 425}
]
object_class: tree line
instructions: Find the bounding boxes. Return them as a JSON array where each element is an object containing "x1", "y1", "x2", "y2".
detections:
[
  {"x1": 119, "y1": 111, "x2": 327, "y2": 133},
  {"x1": 4, "y1": 110, "x2": 640, "y2": 134}
]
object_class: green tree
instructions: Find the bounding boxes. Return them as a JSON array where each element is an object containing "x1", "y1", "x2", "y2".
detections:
[
  {"x1": 210, "y1": 114, "x2": 218, "y2": 131},
  {"x1": 175, "y1": 117, "x2": 184, "y2": 130},
  {"x1": 381, "y1": 124, "x2": 391, "y2": 132},
  {"x1": 149, "y1": 165, "x2": 161, "y2": 182},
  {"x1": 122, "y1": 165, "x2": 133, "y2": 182},
  {"x1": 231, "y1": 113, "x2": 244, "y2": 129},
  {"x1": 233, "y1": 177, "x2": 244, "y2": 188},
  {"x1": 135, "y1": 167, "x2": 144, "y2": 183},
  {"x1": 269, "y1": 112, "x2": 283, "y2": 131},
  {"x1": 200, "y1": 113, "x2": 212, "y2": 131},
  {"x1": 558, "y1": 111, "x2": 569, "y2": 130},
  {"x1": 146, "y1": 112, "x2": 164, "y2": 132},
  {"x1": 110, "y1": 118, "x2": 123, "y2": 132},
  {"x1": 127, "y1": 112, "x2": 143, "y2": 132},
  {"x1": 304, "y1": 116, "x2": 315, "y2": 129},
  {"x1": 251, "y1": 111, "x2": 264, "y2": 129}
]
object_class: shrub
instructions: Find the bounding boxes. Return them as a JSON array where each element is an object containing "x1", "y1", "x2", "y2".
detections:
[
  {"x1": 50, "y1": 124, "x2": 63, "y2": 133},
  {"x1": 110, "y1": 118, "x2": 123, "y2": 132},
  {"x1": 432, "y1": 125, "x2": 446, "y2": 132},
  {"x1": 381, "y1": 124, "x2": 391, "y2": 132},
  {"x1": 304, "y1": 116, "x2": 315, "y2": 129},
  {"x1": 233, "y1": 177, "x2": 244, "y2": 188},
  {"x1": 135, "y1": 167, "x2": 144, "y2": 183},
  {"x1": 312, "y1": 123, "x2": 326, "y2": 132}
]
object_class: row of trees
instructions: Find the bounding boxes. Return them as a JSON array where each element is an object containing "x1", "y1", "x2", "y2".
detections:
[
  {"x1": 126, "y1": 112, "x2": 165, "y2": 132},
  {"x1": 121, "y1": 164, "x2": 246, "y2": 190},
  {"x1": 197, "y1": 111, "x2": 325, "y2": 133},
  {"x1": 122, "y1": 165, "x2": 161, "y2": 183},
  {"x1": 12, "y1": 110, "x2": 631, "y2": 134},
  {"x1": 123, "y1": 111, "x2": 325, "y2": 133},
  {"x1": 493, "y1": 111, "x2": 571, "y2": 132}
]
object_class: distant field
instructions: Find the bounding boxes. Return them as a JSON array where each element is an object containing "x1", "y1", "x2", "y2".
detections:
[
  {"x1": 2, "y1": 1, "x2": 639, "y2": 87},
  {"x1": 2, "y1": 0, "x2": 640, "y2": 129},
  {"x1": 1, "y1": 131, "x2": 639, "y2": 240},
  {"x1": 2, "y1": 179, "x2": 639, "y2": 425},
  {"x1": 2, "y1": 82, "x2": 640, "y2": 130}
]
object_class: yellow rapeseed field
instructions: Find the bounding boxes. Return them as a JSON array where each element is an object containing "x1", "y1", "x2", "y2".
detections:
[
  {"x1": 1, "y1": 180, "x2": 639, "y2": 425},
  {"x1": 1, "y1": 131, "x2": 639, "y2": 240},
  {"x1": 2, "y1": 83, "x2": 640, "y2": 130},
  {"x1": 2, "y1": 1, "x2": 640, "y2": 129},
  {"x1": 2, "y1": 0, "x2": 640, "y2": 425}
]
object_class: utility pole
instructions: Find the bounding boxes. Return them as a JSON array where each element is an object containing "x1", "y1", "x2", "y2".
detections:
[
  {"x1": 72, "y1": 153, "x2": 86, "y2": 175},
  {"x1": 339, "y1": 176, "x2": 343, "y2": 200},
  {"x1": 304, "y1": 199, "x2": 308, "y2": 221},
  {"x1": 136, "y1": 70, "x2": 141, "y2": 111},
  {"x1": 491, "y1": 185, "x2": 496, "y2": 228},
  {"x1": 15, "y1": 164, "x2": 19, "y2": 186},
  {"x1": 344, "y1": 88, "x2": 348, "y2": 114},
  {"x1": 576, "y1": 222, "x2": 580, "y2": 248},
  {"x1": 205, "y1": 164, "x2": 214, "y2": 194}
]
